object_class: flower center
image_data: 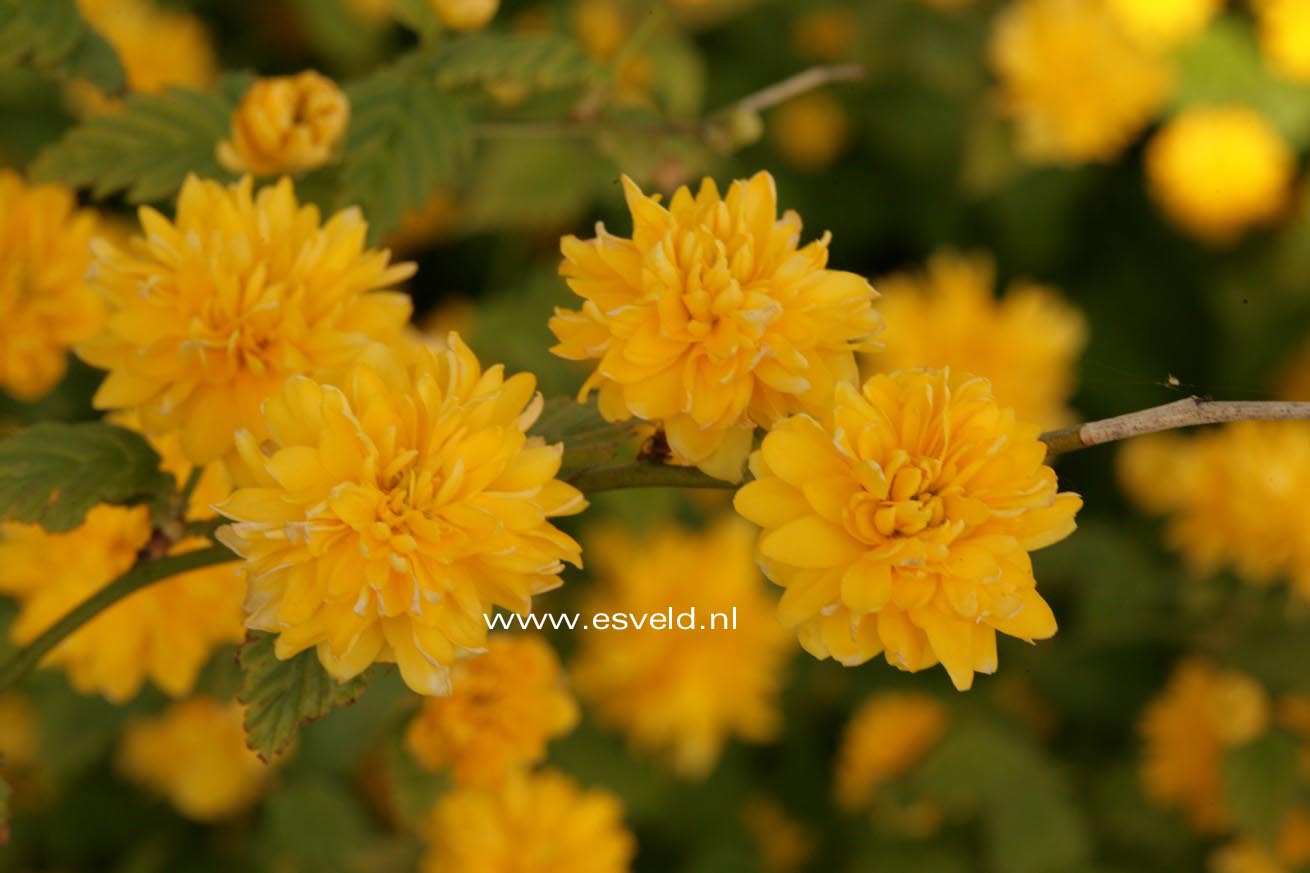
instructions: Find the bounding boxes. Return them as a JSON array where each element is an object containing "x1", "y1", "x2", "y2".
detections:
[
  {"x1": 671, "y1": 227, "x2": 780, "y2": 360},
  {"x1": 844, "y1": 453, "x2": 946, "y2": 542}
]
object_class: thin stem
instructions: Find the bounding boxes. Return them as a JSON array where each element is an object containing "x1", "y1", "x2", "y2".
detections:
[
  {"x1": 1039, "y1": 398, "x2": 1310, "y2": 455},
  {"x1": 179, "y1": 466, "x2": 204, "y2": 505},
  {"x1": 567, "y1": 397, "x2": 1310, "y2": 492},
  {"x1": 729, "y1": 64, "x2": 865, "y2": 115},
  {"x1": 0, "y1": 544, "x2": 237, "y2": 692},
  {"x1": 568, "y1": 460, "x2": 734, "y2": 493}
]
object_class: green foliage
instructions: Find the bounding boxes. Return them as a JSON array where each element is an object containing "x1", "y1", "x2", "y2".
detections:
[
  {"x1": 913, "y1": 720, "x2": 1091, "y2": 873},
  {"x1": 340, "y1": 69, "x2": 472, "y2": 241},
  {"x1": 421, "y1": 33, "x2": 600, "y2": 93},
  {"x1": 29, "y1": 74, "x2": 252, "y2": 203},
  {"x1": 0, "y1": 421, "x2": 173, "y2": 532},
  {"x1": 257, "y1": 778, "x2": 383, "y2": 873},
  {"x1": 532, "y1": 396, "x2": 641, "y2": 475},
  {"x1": 237, "y1": 632, "x2": 372, "y2": 764},
  {"x1": 1223, "y1": 732, "x2": 1302, "y2": 844},
  {"x1": 0, "y1": 0, "x2": 124, "y2": 92}
]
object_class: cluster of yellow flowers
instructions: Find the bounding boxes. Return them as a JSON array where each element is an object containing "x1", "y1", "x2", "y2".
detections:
[
  {"x1": 571, "y1": 520, "x2": 791, "y2": 776},
  {"x1": 1119, "y1": 422, "x2": 1310, "y2": 598},
  {"x1": 1140, "y1": 661, "x2": 1310, "y2": 873}
]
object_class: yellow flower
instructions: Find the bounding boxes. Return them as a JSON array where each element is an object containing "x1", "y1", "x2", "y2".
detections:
[
  {"x1": 866, "y1": 252, "x2": 1086, "y2": 430},
  {"x1": 0, "y1": 428, "x2": 243, "y2": 702},
  {"x1": 741, "y1": 798, "x2": 815, "y2": 873},
  {"x1": 1280, "y1": 809, "x2": 1310, "y2": 869},
  {"x1": 0, "y1": 694, "x2": 40, "y2": 800},
  {"x1": 1103, "y1": 0, "x2": 1223, "y2": 48},
  {"x1": 989, "y1": 0, "x2": 1171, "y2": 163},
  {"x1": 1118, "y1": 422, "x2": 1310, "y2": 598},
  {"x1": 1146, "y1": 106, "x2": 1295, "y2": 243},
  {"x1": 734, "y1": 367, "x2": 1082, "y2": 691},
  {"x1": 78, "y1": 175, "x2": 414, "y2": 466},
  {"x1": 215, "y1": 338, "x2": 586, "y2": 696},
  {"x1": 0, "y1": 171, "x2": 102, "y2": 401},
  {"x1": 1140, "y1": 659, "x2": 1269, "y2": 832},
  {"x1": 769, "y1": 93, "x2": 851, "y2": 171},
  {"x1": 791, "y1": 8, "x2": 859, "y2": 61},
  {"x1": 386, "y1": 190, "x2": 461, "y2": 256},
  {"x1": 118, "y1": 697, "x2": 270, "y2": 820},
  {"x1": 570, "y1": 519, "x2": 792, "y2": 777},
  {"x1": 550, "y1": 172, "x2": 882, "y2": 481},
  {"x1": 73, "y1": 0, "x2": 215, "y2": 114},
  {"x1": 216, "y1": 72, "x2": 350, "y2": 177},
  {"x1": 405, "y1": 634, "x2": 579, "y2": 786},
  {"x1": 431, "y1": 0, "x2": 499, "y2": 31},
  {"x1": 420, "y1": 769, "x2": 635, "y2": 873},
  {"x1": 1212, "y1": 842, "x2": 1289, "y2": 873},
  {"x1": 1254, "y1": 0, "x2": 1310, "y2": 83},
  {"x1": 834, "y1": 692, "x2": 947, "y2": 810}
]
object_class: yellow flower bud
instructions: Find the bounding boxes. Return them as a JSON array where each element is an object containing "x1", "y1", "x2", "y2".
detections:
[{"x1": 217, "y1": 71, "x2": 349, "y2": 176}]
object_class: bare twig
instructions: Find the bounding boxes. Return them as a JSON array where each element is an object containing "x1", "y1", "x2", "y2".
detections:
[
  {"x1": 1040, "y1": 397, "x2": 1310, "y2": 455},
  {"x1": 729, "y1": 64, "x2": 866, "y2": 116}
]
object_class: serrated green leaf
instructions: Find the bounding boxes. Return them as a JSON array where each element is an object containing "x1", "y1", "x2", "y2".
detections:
[
  {"x1": 237, "y1": 632, "x2": 371, "y2": 764},
  {"x1": 0, "y1": 421, "x2": 174, "y2": 532},
  {"x1": 1223, "y1": 732, "x2": 1301, "y2": 844},
  {"x1": 339, "y1": 72, "x2": 472, "y2": 241},
  {"x1": 421, "y1": 33, "x2": 599, "y2": 93},
  {"x1": 28, "y1": 74, "x2": 252, "y2": 203},
  {"x1": 391, "y1": 0, "x2": 442, "y2": 44},
  {"x1": 0, "y1": 0, "x2": 124, "y2": 92}
]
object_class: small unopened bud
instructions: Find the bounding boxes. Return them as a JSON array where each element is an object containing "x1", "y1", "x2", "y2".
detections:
[{"x1": 703, "y1": 109, "x2": 764, "y2": 154}]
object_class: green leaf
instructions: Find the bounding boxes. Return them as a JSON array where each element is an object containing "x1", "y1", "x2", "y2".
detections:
[
  {"x1": 421, "y1": 33, "x2": 599, "y2": 93},
  {"x1": 258, "y1": 778, "x2": 379, "y2": 873},
  {"x1": 28, "y1": 74, "x2": 252, "y2": 203},
  {"x1": 913, "y1": 719, "x2": 1091, "y2": 873},
  {"x1": 339, "y1": 72, "x2": 472, "y2": 241},
  {"x1": 0, "y1": 421, "x2": 174, "y2": 532},
  {"x1": 390, "y1": 0, "x2": 443, "y2": 44},
  {"x1": 237, "y1": 632, "x2": 371, "y2": 764},
  {"x1": 1174, "y1": 16, "x2": 1310, "y2": 147},
  {"x1": 1223, "y1": 732, "x2": 1301, "y2": 844},
  {"x1": 0, "y1": 0, "x2": 125, "y2": 92}
]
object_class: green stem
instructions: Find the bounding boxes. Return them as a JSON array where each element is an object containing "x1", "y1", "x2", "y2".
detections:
[
  {"x1": 0, "y1": 543, "x2": 238, "y2": 692},
  {"x1": 568, "y1": 460, "x2": 735, "y2": 492}
]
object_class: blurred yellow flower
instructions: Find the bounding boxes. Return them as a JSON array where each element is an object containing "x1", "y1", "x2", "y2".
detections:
[
  {"x1": 1103, "y1": 0, "x2": 1223, "y2": 48},
  {"x1": 1274, "y1": 339, "x2": 1309, "y2": 401},
  {"x1": 118, "y1": 697, "x2": 270, "y2": 821},
  {"x1": 1280, "y1": 809, "x2": 1310, "y2": 869},
  {"x1": 990, "y1": 0, "x2": 1171, "y2": 163},
  {"x1": 1212, "y1": 842, "x2": 1289, "y2": 873},
  {"x1": 769, "y1": 93, "x2": 851, "y2": 171},
  {"x1": 72, "y1": 0, "x2": 215, "y2": 114},
  {"x1": 570, "y1": 0, "x2": 655, "y2": 104},
  {"x1": 791, "y1": 8, "x2": 859, "y2": 61},
  {"x1": 386, "y1": 190, "x2": 461, "y2": 256},
  {"x1": 550, "y1": 172, "x2": 882, "y2": 481},
  {"x1": 78, "y1": 175, "x2": 413, "y2": 466},
  {"x1": 432, "y1": 0, "x2": 500, "y2": 31},
  {"x1": 216, "y1": 338, "x2": 586, "y2": 697},
  {"x1": 741, "y1": 798, "x2": 815, "y2": 873},
  {"x1": 1118, "y1": 422, "x2": 1310, "y2": 598},
  {"x1": 405, "y1": 634, "x2": 579, "y2": 786},
  {"x1": 421, "y1": 769, "x2": 635, "y2": 873},
  {"x1": 0, "y1": 171, "x2": 102, "y2": 401},
  {"x1": 866, "y1": 252, "x2": 1087, "y2": 430},
  {"x1": 217, "y1": 72, "x2": 350, "y2": 177},
  {"x1": 0, "y1": 694, "x2": 40, "y2": 801},
  {"x1": 734, "y1": 368, "x2": 1082, "y2": 691},
  {"x1": 0, "y1": 425, "x2": 242, "y2": 702},
  {"x1": 571, "y1": 519, "x2": 790, "y2": 777},
  {"x1": 834, "y1": 692, "x2": 947, "y2": 810},
  {"x1": 1140, "y1": 659, "x2": 1269, "y2": 832},
  {"x1": 1146, "y1": 106, "x2": 1295, "y2": 243},
  {"x1": 1254, "y1": 0, "x2": 1310, "y2": 83}
]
